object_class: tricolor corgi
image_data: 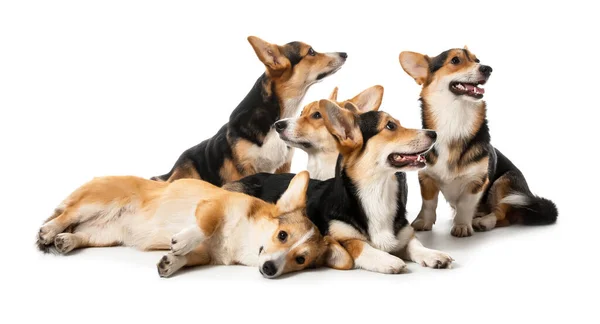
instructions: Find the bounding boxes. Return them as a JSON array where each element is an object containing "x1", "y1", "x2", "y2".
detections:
[
  {"x1": 152, "y1": 36, "x2": 346, "y2": 185},
  {"x1": 399, "y1": 47, "x2": 558, "y2": 237},
  {"x1": 226, "y1": 100, "x2": 453, "y2": 273}
]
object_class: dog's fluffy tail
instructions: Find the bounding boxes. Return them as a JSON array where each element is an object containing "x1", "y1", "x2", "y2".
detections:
[{"x1": 501, "y1": 194, "x2": 558, "y2": 225}]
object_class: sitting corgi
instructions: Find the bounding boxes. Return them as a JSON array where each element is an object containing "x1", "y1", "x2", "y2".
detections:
[
  {"x1": 152, "y1": 36, "x2": 347, "y2": 185},
  {"x1": 399, "y1": 47, "x2": 558, "y2": 237}
]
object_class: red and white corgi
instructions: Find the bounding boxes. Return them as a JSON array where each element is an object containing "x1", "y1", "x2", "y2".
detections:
[
  {"x1": 274, "y1": 86, "x2": 384, "y2": 180},
  {"x1": 36, "y1": 172, "x2": 352, "y2": 278}
]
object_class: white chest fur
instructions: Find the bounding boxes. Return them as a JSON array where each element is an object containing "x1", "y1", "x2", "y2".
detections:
[
  {"x1": 244, "y1": 96, "x2": 303, "y2": 173},
  {"x1": 246, "y1": 129, "x2": 291, "y2": 173},
  {"x1": 355, "y1": 173, "x2": 401, "y2": 252},
  {"x1": 307, "y1": 152, "x2": 338, "y2": 181},
  {"x1": 423, "y1": 94, "x2": 488, "y2": 205}
]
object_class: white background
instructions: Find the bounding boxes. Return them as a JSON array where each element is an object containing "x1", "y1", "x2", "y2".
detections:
[{"x1": 1, "y1": 1, "x2": 598, "y2": 323}]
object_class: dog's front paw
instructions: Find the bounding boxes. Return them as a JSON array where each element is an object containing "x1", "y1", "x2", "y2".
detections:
[
  {"x1": 54, "y1": 233, "x2": 76, "y2": 254},
  {"x1": 473, "y1": 215, "x2": 497, "y2": 232},
  {"x1": 451, "y1": 224, "x2": 473, "y2": 237},
  {"x1": 38, "y1": 223, "x2": 60, "y2": 246},
  {"x1": 371, "y1": 255, "x2": 407, "y2": 274},
  {"x1": 414, "y1": 249, "x2": 454, "y2": 269},
  {"x1": 412, "y1": 218, "x2": 434, "y2": 231},
  {"x1": 157, "y1": 254, "x2": 186, "y2": 278}
]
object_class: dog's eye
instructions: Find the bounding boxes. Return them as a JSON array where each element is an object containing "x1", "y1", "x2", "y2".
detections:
[
  {"x1": 474, "y1": 58, "x2": 480, "y2": 63},
  {"x1": 308, "y1": 48, "x2": 316, "y2": 56},
  {"x1": 312, "y1": 112, "x2": 321, "y2": 119},
  {"x1": 451, "y1": 57, "x2": 460, "y2": 65},
  {"x1": 386, "y1": 121, "x2": 397, "y2": 131},
  {"x1": 277, "y1": 231, "x2": 288, "y2": 242},
  {"x1": 295, "y1": 256, "x2": 306, "y2": 265}
]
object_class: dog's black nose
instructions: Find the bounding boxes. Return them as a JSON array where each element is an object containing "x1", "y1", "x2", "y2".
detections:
[
  {"x1": 274, "y1": 120, "x2": 287, "y2": 133},
  {"x1": 261, "y1": 261, "x2": 277, "y2": 276},
  {"x1": 338, "y1": 52, "x2": 348, "y2": 59},
  {"x1": 425, "y1": 130, "x2": 437, "y2": 141},
  {"x1": 479, "y1": 65, "x2": 493, "y2": 76}
]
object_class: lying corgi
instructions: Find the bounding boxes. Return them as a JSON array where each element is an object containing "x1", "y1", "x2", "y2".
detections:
[
  {"x1": 399, "y1": 47, "x2": 558, "y2": 237},
  {"x1": 152, "y1": 36, "x2": 347, "y2": 185},
  {"x1": 226, "y1": 100, "x2": 453, "y2": 273},
  {"x1": 36, "y1": 172, "x2": 352, "y2": 278},
  {"x1": 274, "y1": 85, "x2": 384, "y2": 180}
]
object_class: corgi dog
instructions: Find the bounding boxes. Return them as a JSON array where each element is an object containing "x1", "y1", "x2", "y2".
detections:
[
  {"x1": 399, "y1": 47, "x2": 558, "y2": 237},
  {"x1": 225, "y1": 100, "x2": 453, "y2": 273},
  {"x1": 152, "y1": 36, "x2": 347, "y2": 185},
  {"x1": 36, "y1": 172, "x2": 352, "y2": 279},
  {"x1": 273, "y1": 85, "x2": 384, "y2": 180}
]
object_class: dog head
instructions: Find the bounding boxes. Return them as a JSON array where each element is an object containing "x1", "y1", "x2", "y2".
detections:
[
  {"x1": 273, "y1": 85, "x2": 384, "y2": 154},
  {"x1": 399, "y1": 46, "x2": 492, "y2": 102},
  {"x1": 257, "y1": 171, "x2": 353, "y2": 278},
  {"x1": 318, "y1": 100, "x2": 437, "y2": 175},
  {"x1": 248, "y1": 36, "x2": 347, "y2": 113}
]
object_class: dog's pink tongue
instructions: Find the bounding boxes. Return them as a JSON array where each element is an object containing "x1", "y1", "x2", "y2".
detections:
[{"x1": 464, "y1": 83, "x2": 485, "y2": 94}]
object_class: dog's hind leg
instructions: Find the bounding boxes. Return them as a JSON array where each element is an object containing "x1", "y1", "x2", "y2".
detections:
[{"x1": 38, "y1": 207, "x2": 80, "y2": 246}]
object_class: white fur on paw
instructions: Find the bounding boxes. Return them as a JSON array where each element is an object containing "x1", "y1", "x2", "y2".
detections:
[
  {"x1": 414, "y1": 249, "x2": 454, "y2": 269},
  {"x1": 451, "y1": 224, "x2": 473, "y2": 237},
  {"x1": 54, "y1": 233, "x2": 76, "y2": 254},
  {"x1": 157, "y1": 254, "x2": 186, "y2": 278},
  {"x1": 412, "y1": 218, "x2": 434, "y2": 231},
  {"x1": 38, "y1": 223, "x2": 60, "y2": 245},
  {"x1": 473, "y1": 214, "x2": 497, "y2": 232},
  {"x1": 170, "y1": 230, "x2": 202, "y2": 256},
  {"x1": 370, "y1": 255, "x2": 407, "y2": 274}
]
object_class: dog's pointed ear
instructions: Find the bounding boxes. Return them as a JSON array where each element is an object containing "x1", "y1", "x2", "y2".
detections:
[
  {"x1": 248, "y1": 36, "x2": 290, "y2": 74},
  {"x1": 399, "y1": 51, "x2": 429, "y2": 85},
  {"x1": 463, "y1": 45, "x2": 469, "y2": 50},
  {"x1": 319, "y1": 99, "x2": 362, "y2": 152},
  {"x1": 276, "y1": 171, "x2": 309, "y2": 214},
  {"x1": 319, "y1": 236, "x2": 353, "y2": 270},
  {"x1": 329, "y1": 87, "x2": 339, "y2": 101},
  {"x1": 348, "y1": 85, "x2": 384, "y2": 112},
  {"x1": 343, "y1": 102, "x2": 359, "y2": 113}
]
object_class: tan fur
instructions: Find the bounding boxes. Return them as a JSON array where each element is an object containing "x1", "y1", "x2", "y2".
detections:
[
  {"x1": 314, "y1": 100, "x2": 452, "y2": 271},
  {"x1": 341, "y1": 239, "x2": 365, "y2": 260},
  {"x1": 161, "y1": 36, "x2": 345, "y2": 184},
  {"x1": 418, "y1": 173, "x2": 439, "y2": 200},
  {"x1": 219, "y1": 158, "x2": 244, "y2": 183},
  {"x1": 401, "y1": 47, "x2": 502, "y2": 237},
  {"x1": 38, "y1": 172, "x2": 351, "y2": 278},
  {"x1": 289, "y1": 86, "x2": 384, "y2": 154},
  {"x1": 167, "y1": 159, "x2": 201, "y2": 182},
  {"x1": 345, "y1": 113, "x2": 429, "y2": 180},
  {"x1": 274, "y1": 161, "x2": 292, "y2": 174}
]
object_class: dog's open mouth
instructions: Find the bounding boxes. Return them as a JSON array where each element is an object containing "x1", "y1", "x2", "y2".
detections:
[
  {"x1": 450, "y1": 80, "x2": 486, "y2": 99},
  {"x1": 388, "y1": 152, "x2": 427, "y2": 168}
]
